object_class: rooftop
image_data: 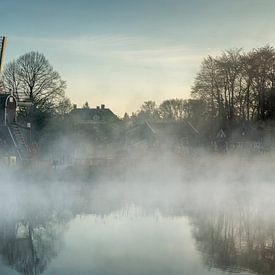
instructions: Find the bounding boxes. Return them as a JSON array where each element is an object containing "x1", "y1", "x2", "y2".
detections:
[{"x1": 69, "y1": 104, "x2": 120, "y2": 123}]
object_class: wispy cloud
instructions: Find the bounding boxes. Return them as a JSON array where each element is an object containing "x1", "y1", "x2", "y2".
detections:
[
  {"x1": 10, "y1": 34, "x2": 218, "y2": 68},
  {"x1": 9, "y1": 34, "x2": 220, "y2": 114},
  {"x1": 110, "y1": 46, "x2": 217, "y2": 68}
]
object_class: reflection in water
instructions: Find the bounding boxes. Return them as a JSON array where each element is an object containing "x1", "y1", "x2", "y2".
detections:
[
  {"x1": 0, "y1": 181, "x2": 75, "y2": 275},
  {"x1": 190, "y1": 202, "x2": 275, "y2": 274},
  {"x1": 0, "y1": 217, "x2": 67, "y2": 275},
  {"x1": 46, "y1": 207, "x2": 215, "y2": 275},
  {"x1": 1, "y1": 174, "x2": 275, "y2": 274}
]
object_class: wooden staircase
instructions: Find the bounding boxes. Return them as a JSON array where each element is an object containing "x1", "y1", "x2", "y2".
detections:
[{"x1": 7, "y1": 123, "x2": 29, "y2": 161}]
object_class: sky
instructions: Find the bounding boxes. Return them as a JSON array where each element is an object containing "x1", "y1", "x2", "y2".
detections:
[{"x1": 1, "y1": 0, "x2": 275, "y2": 116}]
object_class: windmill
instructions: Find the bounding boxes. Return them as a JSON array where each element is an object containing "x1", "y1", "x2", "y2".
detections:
[
  {"x1": 0, "y1": 36, "x2": 6, "y2": 92},
  {"x1": 0, "y1": 36, "x2": 6, "y2": 73}
]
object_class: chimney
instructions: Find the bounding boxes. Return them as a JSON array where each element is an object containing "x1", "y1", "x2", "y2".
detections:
[
  {"x1": 101, "y1": 104, "x2": 105, "y2": 109},
  {"x1": 96, "y1": 106, "x2": 100, "y2": 109}
]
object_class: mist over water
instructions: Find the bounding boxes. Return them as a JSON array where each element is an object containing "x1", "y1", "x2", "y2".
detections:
[
  {"x1": 2, "y1": 0, "x2": 275, "y2": 274},
  {"x1": 0, "y1": 152, "x2": 275, "y2": 275}
]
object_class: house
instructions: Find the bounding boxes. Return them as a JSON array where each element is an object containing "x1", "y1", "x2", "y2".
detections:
[
  {"x1": 68, "y1": 104, "x2": 120, "y2": 124},
  {"x1": 125, "y1": 120, "x2": 200, "y2": 154},
  {"x1": 66, "y1": 104, "x2": 121, "y2": 146},
  {"x1": 58, "y1": 104, "x2": 122, "y2": 164},
  {"x1": 214, "y1": 123, "x2": 265, "y2": 152}
]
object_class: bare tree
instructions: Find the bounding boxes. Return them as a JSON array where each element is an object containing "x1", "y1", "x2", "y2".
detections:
[
  {"x1": 137, "y1": 100, "x2": 160, "y2": 121},
  {"x1": 3, "y1": 51, "x2": 67, "y2": 113},
  {"x1": 192, "y1": 46, "x2": 275, "y2": 122},
  {"x1": 191, "y1": 56, "x2": 222, "y2": 118},
  {"x1": 159, "y1": 99, "x2": 187, "y2": 120}
]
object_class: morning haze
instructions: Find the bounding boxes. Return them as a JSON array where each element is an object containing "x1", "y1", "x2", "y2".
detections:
[{"x1": 0, "y1": 1, "x2": 275, "y2": 275}]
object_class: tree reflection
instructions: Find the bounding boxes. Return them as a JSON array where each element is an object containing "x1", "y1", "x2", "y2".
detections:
[
  {"x1": 0, "y1": 213, "x2": 69, "y2": 274},
  {"x1": 190, "y1": 204, "x2": 275, "y2": 274}
]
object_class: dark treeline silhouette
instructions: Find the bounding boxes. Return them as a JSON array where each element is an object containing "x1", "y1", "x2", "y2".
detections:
[
  {"x1": 128, "y1": 45, "x2": 275, "y2": 127},
  {"x1": 125, "y1": 99, "x2": 205, "y2": 126},
  {"x1": 120, "y1": 45, "x2": 275, "y2": 152},
  {"x1": 192, "y1": 45, "x2": 275, "y2": 122}
]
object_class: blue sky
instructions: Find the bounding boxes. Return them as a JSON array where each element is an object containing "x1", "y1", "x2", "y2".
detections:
[{"x1": 1, "y1": 0, "x2": 275, "y2": 115}]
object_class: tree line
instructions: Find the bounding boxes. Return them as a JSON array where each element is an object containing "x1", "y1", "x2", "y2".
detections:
[
  {"x1": 124, "y1": 99, "x2": 205, "y2": 124},
  {"x1": 192, "y1": 45, "x2": 275, "y2": 122},
  {"x1": 127, "y1": 45, "x2": 275, "y2": 128},
  {"x1": 4, "y1": 45, "x2": 275, "y2": 129}
]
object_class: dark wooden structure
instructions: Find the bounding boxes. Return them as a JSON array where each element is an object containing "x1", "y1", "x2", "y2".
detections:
[
  {"x1": 0, "y1": 93, "x2": 30, "y2": 163},
  {"x1": 0, "y1": 94, "x2": 17, "y2": 125}
]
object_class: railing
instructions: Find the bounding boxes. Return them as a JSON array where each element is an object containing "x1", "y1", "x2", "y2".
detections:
[{"x1": 7, "y1": 125, "x2": 23, "y2": 160}]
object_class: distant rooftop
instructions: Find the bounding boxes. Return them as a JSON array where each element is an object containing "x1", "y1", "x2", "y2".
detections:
[{"x1": 69, "y1": 104, "x2": 120, "y2": 123}]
